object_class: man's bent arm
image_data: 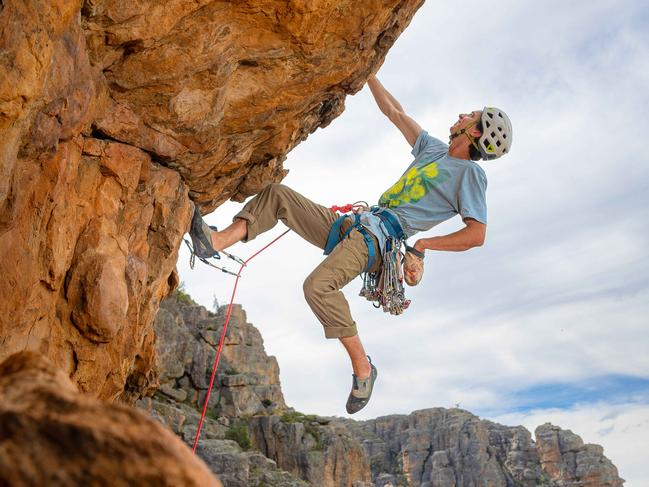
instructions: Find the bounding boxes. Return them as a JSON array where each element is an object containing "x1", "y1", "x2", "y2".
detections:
[
  {"x1": 413, "y1": 219, "x2": 486, "y2": 252},
  {"x1": 368, "y1": 76, "x2": 422, "y2": 147}
]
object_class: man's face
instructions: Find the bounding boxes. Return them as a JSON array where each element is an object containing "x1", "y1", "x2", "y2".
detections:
[{"x1": 450, "y1": 110, "x2": 482, "y2": 135}]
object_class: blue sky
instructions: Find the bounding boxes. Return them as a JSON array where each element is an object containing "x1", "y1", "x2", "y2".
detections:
[
  {"x1": 179, "y1": 1, "x2": 649, "y2": 485},
  {"x1": 505, "y1": 376, "x2": 649, "y2": 412}
]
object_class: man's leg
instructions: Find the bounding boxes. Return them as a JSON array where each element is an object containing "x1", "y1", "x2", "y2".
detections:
[
  {"x1": 210, "y1": 219, "x2": 246, "y2": 251},
  {"x1": 303, "y1": 226, "x2": 380, "y2": 379},
  {"x1": 209, "y1": 183, "x2": 337, "y2": 252},
  {"x1": 201, "y1": 183, "x2": 379, "y2": 410},
  {"x1": 339, "y1": 335, "x2": 371, "y2": 379}
]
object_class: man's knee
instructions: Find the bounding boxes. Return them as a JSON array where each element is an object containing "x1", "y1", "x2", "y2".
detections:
[
  {"x1": 303, "y1": 273, "x2": 329, "y2": 306},
  {"x1": 265, "y1": 182, "x2": 290, "y2": 199},
  {"x1": 303, "y1": 274, "x2": 317, "y2": 305}
]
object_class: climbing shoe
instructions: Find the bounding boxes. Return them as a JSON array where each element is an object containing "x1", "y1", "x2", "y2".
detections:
[
  {"x1": 346, "y1": 356, "x2": 378, "y2": 414},
  {"x1": 189, "y1": 204, "x2": 219, "y2": 259}
]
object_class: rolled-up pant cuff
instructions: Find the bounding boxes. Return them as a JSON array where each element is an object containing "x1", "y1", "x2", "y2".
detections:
[
  {"x1": 324, "y1": 325, "x2": 358, "y2": 339},
  {"x1": 233, "y1": 210, "x2": 257, "y2": 242}
]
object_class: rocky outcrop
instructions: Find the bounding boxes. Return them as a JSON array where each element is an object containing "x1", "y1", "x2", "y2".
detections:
[
  {"x1": 136, "y1": 394, "x2": 311, "y2": 487},
  {"x1": 140, "y1": 292, "x2": 368, "y2": 486},
  {"x1": 0, "y1": 351, "x2": 222, "y2": 487},
  {"x1": 346, "y1": 410, "x2": 625, "y2": 487},
  {"x1": 81, "y1": 0, "x2": 424, "y2": 208},
  {"x1": 0, "y1": 0, "x2": 423, "y2": 402},
  {"x1": 248, "y1": 413, "x2": 371, "y2": 486},
  {"x1": 153, "y1": 295, "x2": 286, "y2": 416},
  {"x1": 535, "y1": 423, "x2": 624, "y2": 487},
  {"x1": 142, "y1": 293, "x2": 625, "y2": 487}
]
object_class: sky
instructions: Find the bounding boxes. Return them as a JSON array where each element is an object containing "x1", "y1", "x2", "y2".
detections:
[{"x1": 178, "y1": 1, "x2": 649, "y2": 485}]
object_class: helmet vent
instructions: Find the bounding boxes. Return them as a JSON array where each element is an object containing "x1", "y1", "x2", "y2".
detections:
[{"x1": 479, "y1": 106, "x2": 512, "y2": 159}]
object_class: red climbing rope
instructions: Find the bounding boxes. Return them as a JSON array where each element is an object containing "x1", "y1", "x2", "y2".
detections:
[{"x1": 192, "y1": 229, "x2": 291, "y2": 453}]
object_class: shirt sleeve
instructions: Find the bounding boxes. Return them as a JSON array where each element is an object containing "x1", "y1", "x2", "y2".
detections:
[
  {"x1": 457, "y1": 165, "x2": 488, "y2": 224},
  {"x1": 411, "y1": 130, "x2": 449, "y2": 159}
]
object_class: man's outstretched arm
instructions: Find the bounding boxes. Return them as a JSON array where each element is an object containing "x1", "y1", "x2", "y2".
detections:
[
  {"x1": 368, "y1": 76, "x2": 422, "y2": 147},
  {"x1": 413, "y1": 218, "x2": 486, "y2": 252}
]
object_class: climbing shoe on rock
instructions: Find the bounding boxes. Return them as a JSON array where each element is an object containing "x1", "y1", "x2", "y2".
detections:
[
  {"x1": 346, "y1": 356, "x2": 378, "y2": 414},
  {"x1": 189, "y1": 204, "x2": 219, "y2": 259}
]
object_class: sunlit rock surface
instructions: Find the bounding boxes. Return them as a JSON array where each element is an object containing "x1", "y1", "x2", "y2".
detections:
[
  {"x1": 0, "y1": 0, "x2": 423, "y2": 401},
  {"x1": 0, "y1": 351, "x2": 222, "y2": 487}
]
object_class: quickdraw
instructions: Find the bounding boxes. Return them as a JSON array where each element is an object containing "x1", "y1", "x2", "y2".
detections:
[
  {"x1": 327, "y1": 203, "x2": 411, "y2": 316},
  {"x1": 183, "y1": 237, "x2": 246, "y2": 276}
]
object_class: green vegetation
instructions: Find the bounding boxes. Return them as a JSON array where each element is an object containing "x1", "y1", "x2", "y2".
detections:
[
  {"x1": 280, "y1": 411, "x2": 318, "y2": 423},
  {"x1": 370, "y1": 454, "x2": 388, "y2": 473},
  {"x1": 223, "y1": 367, "x2": 239, "y2": 375},
  {"x1": 369, "y1": 454, "x2": 410, "y2": 485},
  {"x1": 225, "y1": 423, "x2": 251, "y2": 450},
  {"x1": 175, "y1": 282, "x2": 196, "y2": 305},
  {"x1": 261, "y1": 398, "x2": 272, "y2": 407},
  {"x1": 395, "y1": 474, "x2": 410, "y2": 486},
  {"x1": 280, "y1": 411, "x2": 324, "y2": 451}
]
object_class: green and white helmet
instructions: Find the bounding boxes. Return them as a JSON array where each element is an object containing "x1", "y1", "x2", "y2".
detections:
[{"x1": 478, "y1": 107, "x2": 512, "y2": 160}]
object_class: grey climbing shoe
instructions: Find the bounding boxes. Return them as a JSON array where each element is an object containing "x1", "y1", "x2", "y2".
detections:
[
  {"x1": 346, "y1": 356, "x2": 378, "y2": 414},
  {"x1": 189, "y1": 205, "x2": 219, "y2": 259}
]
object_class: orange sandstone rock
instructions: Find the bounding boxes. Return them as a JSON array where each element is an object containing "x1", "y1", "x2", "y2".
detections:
[
  {"x1": 0, "y1": 351, "x2": 222, "y2": 487},
  {"x1": 0, "y1": 0, "x2": 423, "y2": 402}
]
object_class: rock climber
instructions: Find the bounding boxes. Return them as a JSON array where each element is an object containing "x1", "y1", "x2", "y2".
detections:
[{"x1": 188, "y1": 76, "x2": 513, "y2": 414}]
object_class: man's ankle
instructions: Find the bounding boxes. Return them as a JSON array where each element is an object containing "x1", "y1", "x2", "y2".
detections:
[
  {"x1": 357, "y1": 361, "x2": 371, "y2": 379},
  {"x1": 210, "y1": 231, "x2": 221, "y2": 251}
]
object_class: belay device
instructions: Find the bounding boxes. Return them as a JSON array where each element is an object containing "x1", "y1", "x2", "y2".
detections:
[{"x1": 325, "y1": 203, "x2": 411, "y2": 315}]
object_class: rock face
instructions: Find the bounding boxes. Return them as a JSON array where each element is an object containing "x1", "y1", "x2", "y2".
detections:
[
  {"x1": 141, "y1": 293, "x2": 625, "y2": 487},
  {"x1": 153, "y1": 295, "x2": 286, "y2": 417},
  {"x1": 0, "y1": 0, "x2": 423, "y2": 402},
  {"x1": 140, "y1": 292, "x2": 369, "y2": 487},
  {"x1": 81, "y1": 0, "x2": 425, "y2": 208},
  {"x1": 0, "y1": 351, "x2": 222, "y2": 487},
  {"x1": 248, "y1": 414, "x2": 371, "y2": 486},
  {"x1": 535, "y1": 423, "x2": 624, "y2": 487},
  {"x1": 348, "y1": 411, "x2": 625, "y2": 487}
]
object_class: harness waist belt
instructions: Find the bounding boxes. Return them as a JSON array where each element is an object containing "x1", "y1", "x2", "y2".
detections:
[
  {"x1": 323, "y1": 207, "x2": 406, "y2": 272},
  {"x1": 371, "y1": 206, "x2": 406, "y2": 241}
]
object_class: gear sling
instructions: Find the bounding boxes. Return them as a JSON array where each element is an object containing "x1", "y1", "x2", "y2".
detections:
[{"x1": 323, "y1": 206, "x2": 411, "y2": 315}]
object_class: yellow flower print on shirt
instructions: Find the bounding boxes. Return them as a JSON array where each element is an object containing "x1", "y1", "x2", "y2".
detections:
[{"x1": 379, "y1": 161, "x2": 450, "y2": 207}]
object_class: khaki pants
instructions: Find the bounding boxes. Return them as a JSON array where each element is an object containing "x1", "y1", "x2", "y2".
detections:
[{"x1": 234, "y1": 184, "x2": 380, "y2": 339}]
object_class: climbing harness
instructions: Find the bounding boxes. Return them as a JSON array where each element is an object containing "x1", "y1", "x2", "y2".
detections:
[
  {"x1": 325, "y1": 203, "x2": 411, "y2": 315},
  {"x1": 191, "y1": 229, "x2": 290, "y2": 453}
]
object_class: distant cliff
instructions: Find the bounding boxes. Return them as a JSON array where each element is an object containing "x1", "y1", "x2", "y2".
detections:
[{"x1": 139, "y1": 293, "x2": 625, "y2": 487}]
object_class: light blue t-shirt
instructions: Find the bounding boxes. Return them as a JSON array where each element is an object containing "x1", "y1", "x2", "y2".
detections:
[{"x1": 360, "y1": 130, "x2": 487, "y2": 252}]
